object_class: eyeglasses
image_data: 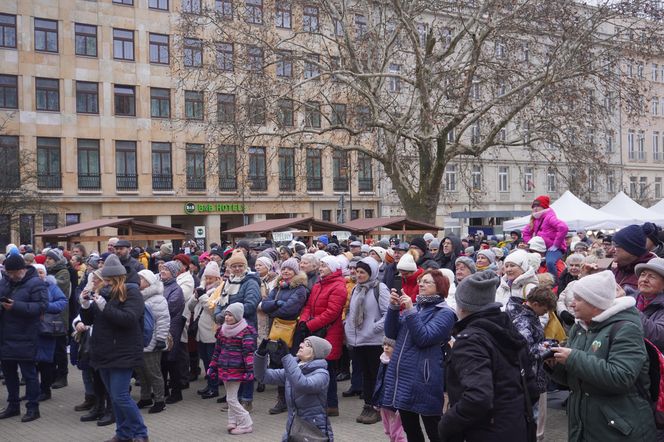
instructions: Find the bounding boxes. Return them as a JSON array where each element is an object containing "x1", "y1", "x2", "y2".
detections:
[{"x1": 419, "y1": 279, "x2": 435, "y2": 285}]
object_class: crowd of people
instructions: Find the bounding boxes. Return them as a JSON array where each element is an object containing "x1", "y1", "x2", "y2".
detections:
[{"x1": 0, "y1": 193, "x2": 663, "y2": 441}]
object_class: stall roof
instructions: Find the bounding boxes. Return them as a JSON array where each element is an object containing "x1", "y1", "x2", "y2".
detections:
[
  {"x1": 35, "y1": 218, "x2": 189, "y2": 243},
  {"x1": 341, "y1": 216, "x2": 441, "y2": 235},
  {"x1": 223, "y1": 217, "x2": 351, "y2": 236}
]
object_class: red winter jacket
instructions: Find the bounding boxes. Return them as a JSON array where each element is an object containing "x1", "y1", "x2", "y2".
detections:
[
  {"x1": 401, "y1": 268, "x2": 424, "y2": 303},
  {"x1": 299, "y1": 270, "x2": 346, "y2": 361}
]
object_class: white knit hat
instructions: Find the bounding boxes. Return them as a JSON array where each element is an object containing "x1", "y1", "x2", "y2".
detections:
[
  {"x1": 527, "y1": 236, "x2": 547, "y2": 253},
  {"x1": 397, "y1": 253, "x2": 417, "y2": 272},
  {"x1": 527, "y1": 253, "x2": 542, "y2": 272},
  {"x1": 314, "y1": 250, "x2": 328, "y2": 261},
  {"x1": 138, "y1": 269, "x2": 159, "y2": 286},
  {"x1": 423, "y1": 233, "x2": 435, "y2": 242},
  {"x1": 571, "y1": 270, "x2": 616, "y2": 310},
  {"x1": 370, "y1": 247, "x2": 387, "y2": 262},
  {"x1": 504, "y1": 250, "x2": 530, "y2": 272},
  {"x1": 202, "y1": 261, "x2": 221, "y2": 278},
  {"x1": 320, "y1": 255, "x2": 340, "y2": 273}
]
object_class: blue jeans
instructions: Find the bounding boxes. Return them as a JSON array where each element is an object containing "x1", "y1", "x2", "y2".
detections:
[
  {"x1": 1, "y1": 360, "x2": 39, "y2": 411},
  {"x1": 98, "y1": 368, "x2": 148, "y2": 440},
  {"x1": 545, "y1": 250, "x2": 563, "y2": 282},
  {"x1": 197, "y1": 342, "x2": 218, "y2": 393},
  {"x1": 239, "y1": 380, "x2": 254, "y2": 402}
]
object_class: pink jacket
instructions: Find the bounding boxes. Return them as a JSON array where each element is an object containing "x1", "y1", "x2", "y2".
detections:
[{"x1": 522, "y1": 209, "x2": 568, "y2": 251}]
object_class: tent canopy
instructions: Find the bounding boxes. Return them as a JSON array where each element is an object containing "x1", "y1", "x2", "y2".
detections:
[
  {"x1": 502, "y1": 191, "x2": 629, "y2": 232},
  {"x1": 341, "y1": 216, "x2": 440, "y2": 235},
  {"x1": 598, "y1": 192, "x2": 664, "y2": 226},
  {"x1": 223, "y1": 217, "x2": 351, "y2": 238},
  {"x1": 651, "y1": 198, "x2": 664, "y2": 214},
  {"x1": 35, "y1": 218, "x2": 190, "y2": 244}
]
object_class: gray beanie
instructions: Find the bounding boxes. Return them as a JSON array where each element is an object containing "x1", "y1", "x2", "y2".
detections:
[
  {"x1": 46, "y1": 248, "x2": 64, "y2": 263},
  {"x1": 455, "y1": 256, "x2": 476, "y2": 274},
  {"x1": 383, "y1": 336, "x2": 396, "y2": 347},
  {"x1": 224, "y1": 302, "x2": 244, "y2": 322},
  {"x1": 100, "y1": 254, "x2": 127, "y2": 278},
  {"x1": 163, "y1": 261, "x2": 181, "y2": 278},
  {"x1": 305, "y1": 336, "x2": 332, "y2": 360},
  {"x1": 455, "y1": 270, "x2": 500, "y2": 313}
]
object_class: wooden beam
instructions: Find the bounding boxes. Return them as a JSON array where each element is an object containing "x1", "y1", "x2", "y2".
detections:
[
  {"x1": 365, "y1": 229, "x2": 437, "y2": 235},
  {"x1": 62, "y1": 234, "x2": 186, "y2": 242}
]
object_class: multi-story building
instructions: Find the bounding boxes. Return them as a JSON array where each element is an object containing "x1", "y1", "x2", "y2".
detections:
[{"x1": 0, "y1": 0, "x2": 380, "y2": 249}]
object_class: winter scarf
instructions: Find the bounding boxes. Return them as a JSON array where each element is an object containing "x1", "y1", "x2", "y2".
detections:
[
  {"x1": 353, "y1": 279, "x2": 380, "y2": 329},
  {"x1": 221, "y1": 318, "x2": 249, "y2": 338},
  {"x1": 416, "y1": 294, "x2": 444, "y2": 305}
]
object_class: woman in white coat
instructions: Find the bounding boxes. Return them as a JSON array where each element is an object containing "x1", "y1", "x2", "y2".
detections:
[{"x1": 495, "y1": 250, "x2": 539, "y2": 309}]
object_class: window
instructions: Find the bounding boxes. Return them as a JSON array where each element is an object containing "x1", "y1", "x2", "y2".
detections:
[
  {"x1": 77, "y1": 139, "x2": 101, "y2": 190},
  {"x1": 0, "y1": 14, "x2": 17, "y2": 48},
  {"x1": 217, "y1": 93, "x2": 235, "y2": 123},
  {"x1": 638, "y1": 130, "x2": 646, "y2": 160},
  {"x1": 471, "y1": 79, "x2": 480, "y2": 100},
  {"x1": 333, "y1": 18, "x2": 343, "y2": 37},
  {"x1": 186, "y1": 144, "x2": 206, "y2": 190},
  {"x1": 305, "y1": 101, "x2": 321, "y2": 128},
  {"x1": 356, "y1": 105, "x2": 370, "y2": 129},
  {"x1": 149, "y1": 33, "x2": 169, "y2": 64},
  {"x1": 0, "y1": 75, "x2": 18, "y2": 109},
  {"x1": 182, "y1": 0, "x2": 201, "y2": 13},
  {"x1": 150, "y1": 87, "x2": 170, "y2": 118},
  {"x1": 606, "y1": 131, "x2": 615, "y2": 153},
  {"x1": 495, "y1": 40, "x2": 506, "y2": 59},
  {"x1": 37, "y1": 137, "x2": 61, "y2": 189},
  {"x1": 247, "y1": 97, "x2": 265, "y2": 125},
  {"x1": 358, "y1": 152, "x2": 373, "y2": 191},
  {"x1": 113, "y1": 0, "x2": 134, "y2": 5},
  {"x1": 151, "y1": 142, "x2": 172, "y2": 190},
  {"x1": 75, "y1": 23, "x2": 97, "y2": 57},
  {"x1": 279, "y1": 148, "x2": 295, "y2": 191},
  {"x1": 350, "y1": 209, "x2": 360, "y2": 221},
  {"x1": 245, "y1": 0, "x2": 263, "y2": 24},
  {"x1": 589, "y1": 169, "x2": 597, "y2": 193},
  {"x1": 441, "y1": 27, "x2": 453, "y2": 49},
  {"x1": 653, "y1": 63, "x2": 659, "y2": 81},
  {"x1": 19, "y1": 215, "x2": 34, "y2": 246},
  {"x1": 149, "y1": 0, "x2": 169, "y2": 10},
  {"x1": 183, "y1": 38, "x2": 202, "y2": 67},
  {"x1": 654, "y1": 132, "x2": 660, "y2": 161},
  {"x1": 388, "y1": 64, "x2": 401, "y2": 93},
  {"x1": 35, "y1": 78, "x2": 59, "y2": 111},
  {"x1": 304, "y1": 53, "x2": 320, "y2": 79},
  {"x1": 638, "y1": 62, "x2": 644, "y2": 79},
  {"x1": 656, "y1": 177, "x2": 662, "y2": 199},
  {"x1": 331, "y1": 103, "x2": 346, "y2": 125},
  {"x1": 114, "y1": 85, "x2": 135, "y2": 116},
  {"x1": 113, "y1": 28, "x2": 134, "y2": 61},
  {"x1": 42, "y1": 214, "x2": 58, "y2": 231},
  {"x1": 498, "y1": 166, "x2": 509, "y2": 192},
  {"x1": 0, "y1": 136, "x2": 19, "y2": 189},
  {"x1": 471, "y1": 164, "x2": 482, "y2": 191},
  {"x1": 65, "y1": 213, "x2": 80, "y2": 226},
  {"x1": 364, "y1": 209, "x2": 374, "y2": 218},
  {"x1": 330, "y1": 56, "x2": 341, "y2": 81},
  {"x1": 35, "y1": 18, "x2": 58, "y2": 52},
  {"x1": 303, "y1": 6, "x2": 319, "y2": 32},
  {"x1": 355, "y1": 14, "x2": 367, "y2": 38},
  {"x1": 216, "y1": 0, "x2": 233, "y2": 19},
  {"x1": 307, "y1": 149, "x2": 322, "y2": 191},
  {"x1": 628, "y1": 129, "x2": 635, "y2": 160},
  {"x1": 185, "y1": 90, "x2": 204, "y2": 120},
  {"x1": 218, "y1": 144, "x2": 237, "y2": 191},
  {"x1": 248, "y1": 146, "x2": 267, "y2": 190},
  {"x1": 640, "y1": 176, "x2": 648, "y2": 198},
  {"x1": 333, "y1": 149, "x2": 349, "y2": 191},
  {"x1": 444, "y1": 164, "x2": 457, "y2": 192},
  {"x1": 216, "y1": 42, "x2": 234, "y2": 71},
  {"x1": 276, "y1": 50, "x2": 292, "y2": 77},
  {"x1": 247, "y1": 45, "x2": 263, "y2": 73},
  {"x1": 76, "y1": 81, "x2": 98, "y2": 114},
  {"x1": 471, "y1": 121, "x2": 481, "y2": 144},
  {"x1": 629, "y1": 176, "x2": 638, "y2": 197},
  {"x1": 653, "y1": 97, "x2": 659, "y2": 116},
  {"x1": 547, "y1": 168, "x2": 556, "y2": 192},
  {"x1": 523, "y1": 167, "x2": 534, "y2": 192},
  {"x1": 275, "y1": 0, "x2": 291, "y2": 28},
  {"x1": 606, "y1": 170, "x2": 615, "y2": 194},
  {"x1": 116, "y1": 141, "x2": 137, "y2": 190},
  {"x1": 277, "y1": 98, "x2": 293, "y2": 127},
  {"x1": 321, "y1": 209, "x2": 331, "y2": 221}
]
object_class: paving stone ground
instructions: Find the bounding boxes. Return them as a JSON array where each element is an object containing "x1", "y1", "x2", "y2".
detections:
[{"x1": 0, "y1": 363, "x2": 568, "y2": 441}]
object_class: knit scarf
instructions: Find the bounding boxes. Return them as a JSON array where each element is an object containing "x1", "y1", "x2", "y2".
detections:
[
  {"x1": 354, "y1": 279, "x2": 380, "y2": 329},
  {"x1": 221, "y1": 318, "x2": 248, "y2": 337},
  {"x1": 636, "y1": 293, "x2": 657, "y2": 312},
  {"x1": 415, "y1": 294, "x2": 444, "y2": 305}
]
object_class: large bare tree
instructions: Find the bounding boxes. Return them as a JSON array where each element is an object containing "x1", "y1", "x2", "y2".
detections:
[{"x1": 174, "y1": 0, "x2": 661, "y2": 223}]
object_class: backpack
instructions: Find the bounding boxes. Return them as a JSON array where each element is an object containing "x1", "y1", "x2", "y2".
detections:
[
  {"x1": 143, "y1": 305, "x2": 155, "y2": 348},
  {"x1": 609, "y1": 321, "x2": 664, "y2": 429}
]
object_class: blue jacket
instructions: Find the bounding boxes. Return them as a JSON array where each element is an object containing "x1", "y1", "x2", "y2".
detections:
[
  {"x1": 0, "y1": 267, "x2": 48, "y2": 361},
  {"x1": 254, "y1": 352, "x2": 333, "y2": 441},
  {"x1": 382, "y1": 300, "x2": 455, "y2": 415},
  {"x1": 260, "y1": 272, "x2": 308, "y2": 321},
  {"x1": 36, "y1": 277, "x2": 68, "y2": 362},
  {"x1": 162, "y1": 277, "x2": 185, "y2": 360},
  {"x1": 214, "y1": 272, "x2": 261, "y2": 328}
]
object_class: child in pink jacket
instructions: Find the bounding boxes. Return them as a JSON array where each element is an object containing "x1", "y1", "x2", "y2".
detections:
[{"x1": 522, "y1": 195, "x2": 568, "y2": 280}]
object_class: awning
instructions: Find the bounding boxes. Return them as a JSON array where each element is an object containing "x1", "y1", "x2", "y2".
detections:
[
  {"x1": 450, "y1": 210, "x2": 531, "y2": 219},
  {"x1": 340, "y1": 216, "x2": 440, "y2": 235},
  {"x1": 35, "y1": 218, "x2": 190, "y2": 244},
  {"x1": 223, "y1": 217, "x2": 352, "y2": 238}
]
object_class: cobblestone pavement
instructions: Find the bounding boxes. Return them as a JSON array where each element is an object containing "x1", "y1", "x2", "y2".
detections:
[{"x1": 0, "y1": 364, "x2": 568, "y2": 441}]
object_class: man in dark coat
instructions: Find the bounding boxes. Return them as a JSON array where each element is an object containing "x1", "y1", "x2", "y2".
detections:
[
  {"x1": 45, "y1": 248, "x2": 71, "y2": 389},
  {"x1": 439, "y1": 270, "x2": 538, "y2": 442},
  {"x1": 113, "y1": 239, "x2": 145, "y2": 273},
  {"x1": 0, "y1": 254, "x2": 48, "y2": 422}
]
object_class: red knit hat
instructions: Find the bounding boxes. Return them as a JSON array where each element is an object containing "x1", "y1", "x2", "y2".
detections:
[
  {"x1": 532, "y1": 195, "x2": 550, "y2": 209},
  {"x1": 34, "y1": 255, "x2": 47, "y2": 264},
  {"x1": 174, "y1": 253, "x2": 191, "y2": 267}
]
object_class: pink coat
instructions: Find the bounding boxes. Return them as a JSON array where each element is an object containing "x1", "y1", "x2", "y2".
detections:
[{"x1": 522, "y1": 209, "x2": 568, "y2": 251}]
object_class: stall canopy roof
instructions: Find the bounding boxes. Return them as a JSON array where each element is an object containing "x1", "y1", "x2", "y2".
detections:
[
  {"x1": 35, "y1": 218, "x2": 190, "y2": 243},
  {"x1": 341, "y1": 216, "x2": 440, "y2": 235},
  {"x1": 598, "y1": 191, "x2": 664, "y2": 225},
  {"x1": 223, "y1": 217, "x2": 350, "y2": 236}
]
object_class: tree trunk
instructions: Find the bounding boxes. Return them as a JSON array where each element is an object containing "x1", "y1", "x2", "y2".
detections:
[{"x1": 392, "y1": 183, "x2": 441, "y2": 225}]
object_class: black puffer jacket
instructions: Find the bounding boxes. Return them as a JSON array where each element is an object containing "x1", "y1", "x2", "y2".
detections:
[
  {"x1": 80, "y1": 280, "x2": 145, "y2": 369},
  {"x1": 439, "y1": 304, "x2": 538, "y2": 442}
]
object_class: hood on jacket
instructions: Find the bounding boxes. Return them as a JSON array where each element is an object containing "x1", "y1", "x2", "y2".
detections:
[
  {"x1": 47, "y1": 260, "x2": 68, "y2": 274},
  {"x1": 500, "y1": 267, "x2": 539, "y2": 290},
  {"x1": 444, "y1": 234, "x2": 463, "y2": 256},
  {"x1": 44, "y1": 274, "x2": 57, "y2": 286},
  {"x1": 140, "y1": 278, "x2": 164, "y2": 300},
  {"x1": 358, "y1": 256, "x2": 379, "y2": 282},
  {"x1": 275, "y1": 271, "x2": 308, "y2": 289},
  {"x1": 299, "y1": 357, "x2": 329, "y2": 373},
  {"x1": 591, "y1": 296, "x2": 637, "y2": 323}
]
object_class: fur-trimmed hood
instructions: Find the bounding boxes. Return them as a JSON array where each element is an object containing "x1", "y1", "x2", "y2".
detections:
[
  {"x1": 591, "y1": 296, "x2": 636, "y2": 324},
  {"x1": 275, "y1": 271, "x2": 308, "y2": 289}
]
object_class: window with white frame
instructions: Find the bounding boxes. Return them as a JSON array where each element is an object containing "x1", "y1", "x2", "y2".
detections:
[
  {"x1": 497, "y1": 79, "x2": 506, "y2": 97},
  {"x1": 471, "y1": 79, "x2": 480, "y2": 100},
  {"x1": 444, "y1": 164, "x2": 457, "y2": 192},
  {"x1": 471, "y1": 121, "x2": 480, "y2": 144},
  {"x1": 607, "y1": 170, "x2": 615, "y2": 194},
  {"x1": 630, "y1": 176, "x2": 638, "y2": 197},
  {"x1": 498, "y1": 166, "x2": 509, "y2": 192},
  {"x1": 653, "y1": 63, "x2": 659, "y2": 81},
  {"x1": 654, "y1": 132, "x2": 660, "y2": 161},
  {"x1": 388, "y1": 64, "x2": 401, "y2": 93},
  {"x1": 589, "y1": 169, "x2": 597, "y2": 193},
  {"x1": 638, "y1": 62, "x2": 644, "y2": 79},
  {"x1": 471, "y1": 164, "x2": 482, "y2": 190},
  {"x1": 523, "y1": 167, "x2": 534, "y2": 192},
  {"x1": 606, "y1": 131, "x2": 615, "y2": 153},
  {"x1": 640, "y1": 176, "x2": 648, "y2": 198},
  {"x1": 638, "y1": 131, "x2": 646, "y2": 160},
  {"x1": 653, "y1": 97, "x2": 659, "y2": 116},
  {"x1": 628, "y1": 129, "x2": 635, "y2": 160},
  {"x1": 656, "y1": 177, "x2": 662, "y2": 199},
  {"x1": 547, "y1": 168, "x2": 556, "y2": 192}
]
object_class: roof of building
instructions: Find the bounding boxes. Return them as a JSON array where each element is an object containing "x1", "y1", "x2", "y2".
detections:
[{"x1": 340, "y1": 216, "x2": 440, "y2": 234}]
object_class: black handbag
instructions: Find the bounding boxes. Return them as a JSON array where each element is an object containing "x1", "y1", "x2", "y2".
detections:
[
  {"x1": 188, "y1": 308, "x2": 204, "y2": 337},
  {"x1": 39, "y1": 312, "x2": 66, "y2": 336}
]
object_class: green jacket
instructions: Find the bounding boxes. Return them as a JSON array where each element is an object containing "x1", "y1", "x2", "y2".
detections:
[{"x1": 550, "y1": 297, "x2": 655, "y2": 441}]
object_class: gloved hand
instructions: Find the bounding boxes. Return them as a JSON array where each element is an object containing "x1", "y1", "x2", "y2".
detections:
[
  {"x1": 154, "y1": 340, "x2": 166, "y2": 351},
  {"x1": 196, "y1": 287, "x2": 206, "y2": 297},
  {"x1": 276, "y1": 300, "x2": 285, "y2": 307},
  {"x1": 257, "y1": 338, "x2": 270, "y2": 356},
  {"x1": 274, "y1": 339, "x2": 290, "y2": 362},
  {"x1": 559, "y1": 310, "x2": 575, "y2": 326},
  {"x1": 298, "y1": 321, "x2": 310, "y2": 336}
]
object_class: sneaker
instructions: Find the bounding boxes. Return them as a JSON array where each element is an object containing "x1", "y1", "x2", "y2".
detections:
[
  {"x1": 136, "y1": 399, "x2": 153, "y2": 409},
  {"x1": 226, "y1": 422, "x2": 237, "y2": 432},
  {"x1": 327, "y1": 407, "x2": 339, "y2": 417},
  {"x1": 336, "y1": 372, "x2": 351, "y2": 382},
  {"x1": 201, "y1": 390, "x2": 219, "y2": 399},
  {"x1": 342, "y1": 389, "x2": 362, "y2": 398},
  {"x1": 230, "y1": 426, "x2": 253, "y2": 435},
  {"x1": 362, "y1": 407, "x2": 381, "y2": 425},
  {"x1": 148, "y1": 401, "x2": 165, "y2": 414},
  {"x1": 356, "y1": 406, "x2": 371, "y2": 423}
]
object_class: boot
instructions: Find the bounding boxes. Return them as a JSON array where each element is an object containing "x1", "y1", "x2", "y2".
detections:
[
  {"x1": 269, "y1": 390, "x2": 287, "y2": 415},
  {"x1": 97, "y1": 398, "x2": 115, "y2": 427},
  {"x1": 80, "y1": 398, "x2": 104, "y2": 422},
  {"x1": 360, "y1": 405, "x2": 381, "y2": 424},
  {"x1": 256, "y1": 382, "x2": 265, "y2": 393},
  {"x1": 74, "y1": 395, "x2": 96, "y2": 412},
  {"x1": 0, "y1": 407, "x2": 20, "y2": 419},
  {"x1": 165, "y1": 390, "x2": 182, "y2": 404},
  {"x1": 51, "y1": 377, "x2": 67, "y2": 389},
  {"x1": 148, "y1": 401, "x2": 165, "y2": 414},
  {"x1": 21, "y1": 409, "x2": 40, "y2": 423},
  {"x1": 136, "y1": 399, "x2": 153, "y2": 409}
]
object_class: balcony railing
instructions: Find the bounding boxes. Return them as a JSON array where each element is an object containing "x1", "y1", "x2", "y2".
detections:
[
  {"x1": 152, "y1": 173, "x2": 172, "y2": 190},
  {"x1": 38, "y1": 174, "x2": 62, "y2": 190},
  {"x1": 358, "y1": 177, "x2": 373, "y2": 192},
  {"x1": 187, "y1": 176, "x2": 206, "y2": 191},
  {"x1": 219, "y1": 176, "x2": 237, "y2": 191},
  {"x1": 333, "y1": 177, "x2": 349, "y2": 192},
  {"x1": 249, "y1": 176, "x2": 267, "y2": 191},
  {"x1": 279, "y1": 176, "x2": 296, "y2": 191},
  {"x1": 78, "y1": 173, "x2": 101, "y2": 190},
  {"x1": 307, "y1": 177, "x2": 322, "y2": 191},
  {"x1": 116, "y1": 174, "x2": 138, "y2": 191}
]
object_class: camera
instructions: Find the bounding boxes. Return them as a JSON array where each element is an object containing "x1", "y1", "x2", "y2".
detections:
[{"x1": 540, "y1": 339, "x2": 559, "y2": 360}]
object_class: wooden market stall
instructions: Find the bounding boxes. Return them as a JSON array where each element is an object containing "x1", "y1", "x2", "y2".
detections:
[
  {"x1": 223, "y1": 217, "x2": 356, "y2": 243},
  {"x1": 340, "y1": 216, "x2": 441, "y2": 239}
]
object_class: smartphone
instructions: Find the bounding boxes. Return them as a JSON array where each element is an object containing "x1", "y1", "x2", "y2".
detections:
[{"x1": 392, "y1": 277, "x2": 403, "y2": 294}]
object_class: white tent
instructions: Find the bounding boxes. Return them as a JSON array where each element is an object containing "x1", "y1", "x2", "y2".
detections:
[
  {"x1": 502, "y1": 191, "x2": 630, "y2": 232},
  {"x1": 651, "y1": 199, "x2": 664, "y2": 214},
  {"x1": 595, "y1": 191, "x2": 664, "y2": 226}
]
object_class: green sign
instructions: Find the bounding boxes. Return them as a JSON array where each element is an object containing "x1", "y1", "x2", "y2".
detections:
[{"x1": 184, "y1": 202, "x2": 245, "y2": 214}]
